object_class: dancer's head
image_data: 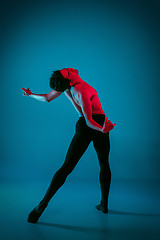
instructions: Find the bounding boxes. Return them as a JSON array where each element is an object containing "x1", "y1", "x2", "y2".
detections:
[
  {"x1": 49, "y1": 68, "x2": 79, "y2": 92},
  {"x1": 49, "y1": 70, "x2": 71, "y2": 92}
]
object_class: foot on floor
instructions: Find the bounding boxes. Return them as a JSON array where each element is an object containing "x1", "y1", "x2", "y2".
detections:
[
  {"x1": 28, "y1": 202, "x2": 48, "y2": 223},
  {"x1": 96, "y1": 204, "x2": 108, "y2": 214}
]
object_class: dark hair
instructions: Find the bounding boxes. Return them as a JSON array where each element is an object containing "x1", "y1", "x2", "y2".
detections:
[{"x1": 49, "y1": 70, "x2": 71, "y2": 92}]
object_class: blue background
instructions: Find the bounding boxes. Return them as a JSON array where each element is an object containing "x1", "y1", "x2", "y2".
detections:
[{"x1": 0, "y1": 0, "x2": 160, "y2": 180}]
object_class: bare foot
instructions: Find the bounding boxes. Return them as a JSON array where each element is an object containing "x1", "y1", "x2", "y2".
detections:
[{"x1": 96, "y1": 204, "x2": 108, "y2": 214}]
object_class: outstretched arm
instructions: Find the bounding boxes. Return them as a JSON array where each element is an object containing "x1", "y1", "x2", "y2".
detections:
[{"x1": 22, "y1": 88, "x2": 62, "y2": 102}]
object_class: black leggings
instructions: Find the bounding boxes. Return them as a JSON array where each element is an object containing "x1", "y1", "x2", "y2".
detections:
[{"x1": 41, "y1": 114, "x2": 111, "y2": 207}]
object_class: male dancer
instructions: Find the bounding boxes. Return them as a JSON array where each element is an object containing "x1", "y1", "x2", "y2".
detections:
[{"x1": 22, "y1": 68, "x2": 116, "y2": 223}]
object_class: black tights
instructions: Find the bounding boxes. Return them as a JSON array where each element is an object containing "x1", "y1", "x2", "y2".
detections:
[{"x1": 40, "y1": 115, "x2": 111, "y2": 208}]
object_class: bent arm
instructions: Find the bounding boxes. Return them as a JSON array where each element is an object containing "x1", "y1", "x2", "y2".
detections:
[
  {"x1": 80, "y1": 92, "x2": 116, "y2": 133},
  {"x1": 28, "y1": 90, "x2": 62, "y2": 102},
  {"x1": 86, "y1": 117, "x2": 104, "y2": 132},
  {"x1": 80, "y1": 91, "x2": 104, "y2": 132}
]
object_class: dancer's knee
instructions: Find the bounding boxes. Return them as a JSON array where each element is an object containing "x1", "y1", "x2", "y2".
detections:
[
  {"x1": 54, "y1": 167, "x2": 67, "y2": 184},
  {"x1": 57, "y1": 164, "x2": 74, "y2": 179}
]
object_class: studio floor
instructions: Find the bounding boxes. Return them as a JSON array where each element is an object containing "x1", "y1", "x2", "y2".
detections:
[{"x1": 0, "y1": 178, "x2": 160, "y2": 240}]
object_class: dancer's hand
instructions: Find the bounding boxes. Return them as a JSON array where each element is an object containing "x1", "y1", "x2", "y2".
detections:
[
  {"x1": 22, "y1": 88, "x2": 33, "y2": 96},
  {"x1": 103, "y1": 119, "x2": 116, "y2": 133}
]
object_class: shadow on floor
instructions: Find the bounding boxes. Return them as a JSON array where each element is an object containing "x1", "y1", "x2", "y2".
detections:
[
  {"x1": 109, "y1": 209, "x2": 160, "y2": 217},
  {"x1": 37, "y1": 209, "x2": 160, "y2": 234},
  {"x1": 38, "y1": 221, "x2": 109, "y2": 233}
]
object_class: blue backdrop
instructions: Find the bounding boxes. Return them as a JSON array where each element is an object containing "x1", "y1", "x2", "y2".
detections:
[{"x1": 0, "y1": 0, "x2": 160, "y2": 180}]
